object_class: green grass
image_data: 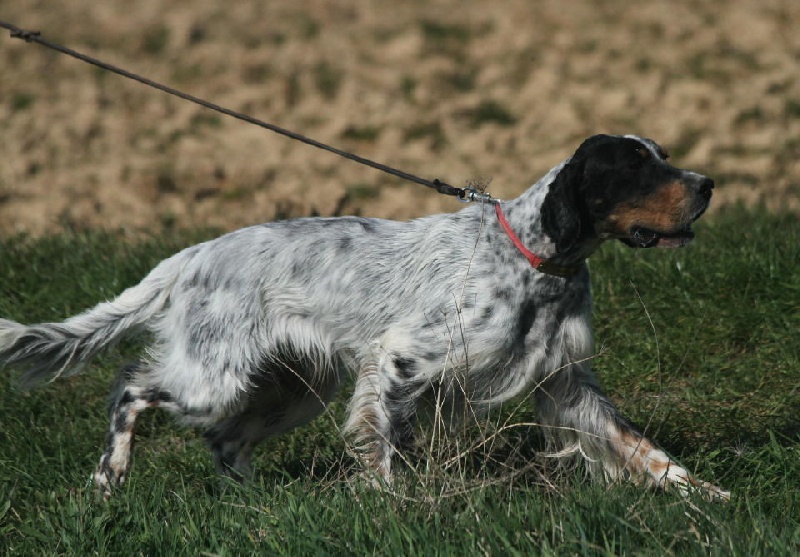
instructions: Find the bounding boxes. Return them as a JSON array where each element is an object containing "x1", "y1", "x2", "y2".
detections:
[{"x1": 1, "y1": 208, "x2": 799, "y2": 555}]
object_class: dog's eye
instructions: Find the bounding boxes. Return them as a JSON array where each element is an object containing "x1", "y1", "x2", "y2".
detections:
[{"x1": 630, "y1": 147, "x2": 650, "y2": 168}]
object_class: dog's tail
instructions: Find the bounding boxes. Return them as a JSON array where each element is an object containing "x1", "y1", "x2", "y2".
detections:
[{"x1": 0, "y1": 254, "x2": 184, "y2": 388}]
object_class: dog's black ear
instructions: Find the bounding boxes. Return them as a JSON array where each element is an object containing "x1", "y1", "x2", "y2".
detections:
[{"x1": 541, "y1": 158, "x2": 586, "y2": 253}]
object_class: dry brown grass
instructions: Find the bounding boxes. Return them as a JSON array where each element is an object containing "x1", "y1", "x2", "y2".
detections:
[{"x1": 1, "y1": 0, "x2": 798, "y2": 236}]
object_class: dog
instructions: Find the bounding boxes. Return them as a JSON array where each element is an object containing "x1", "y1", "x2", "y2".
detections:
[{"x1": 0, "y1": 134, "x2": 728, "y2": 500}]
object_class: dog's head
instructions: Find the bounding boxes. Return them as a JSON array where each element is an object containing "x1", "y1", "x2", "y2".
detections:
[{"x1": 541, "y1": 134, "x2": 713, "y2": 251}]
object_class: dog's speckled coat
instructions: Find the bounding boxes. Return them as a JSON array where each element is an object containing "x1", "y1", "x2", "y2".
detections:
[{"x1": 0, "y1": 134, "x2": 728, "y2": 500}]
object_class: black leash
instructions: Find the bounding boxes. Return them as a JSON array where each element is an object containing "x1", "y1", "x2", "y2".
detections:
[{"x1": 1, "y1": 20, "x2": 496, "y2": 204}]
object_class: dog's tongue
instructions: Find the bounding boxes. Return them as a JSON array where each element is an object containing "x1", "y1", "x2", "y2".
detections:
[{"x1": 656, "y1": 236, "x2": 693, "y2": 248}]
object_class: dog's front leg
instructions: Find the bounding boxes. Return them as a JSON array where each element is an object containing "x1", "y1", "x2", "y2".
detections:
[
  {"x1": 604, "y1": 421, "x2": 730, "y2": 501},
  {"x1": 344, "y1": 342, "x2": 418, "y2": 483},
  {"x1": 534, "y1": 359, "x2": 730, "y2": 501}
]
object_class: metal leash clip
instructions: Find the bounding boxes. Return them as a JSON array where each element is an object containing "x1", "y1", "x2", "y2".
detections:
[{"x1": 459, "y1": 187, "x2": 498, "y2": 204}]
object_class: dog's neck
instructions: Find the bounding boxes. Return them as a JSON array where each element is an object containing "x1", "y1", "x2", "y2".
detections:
[{"x1": 494, "y1": 161, "x2": 603, "y2": 275}]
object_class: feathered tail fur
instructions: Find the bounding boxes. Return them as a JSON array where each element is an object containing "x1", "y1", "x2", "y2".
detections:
[{"x1": 0, "y1": 254, "x2": 183, "y2": 388}]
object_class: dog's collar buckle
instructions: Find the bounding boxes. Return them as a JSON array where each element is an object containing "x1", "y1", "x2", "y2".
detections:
[
  {"x1": 494, "y1": 203, "x2": 582, "y2": 278},
  {"x1": 533, "y1": 260, "x2": 583, "y2": 278}
]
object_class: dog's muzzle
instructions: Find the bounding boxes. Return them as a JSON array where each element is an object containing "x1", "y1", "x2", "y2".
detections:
[{"x1": 626, "y1": 175, "x2": 714, "y2": 249}]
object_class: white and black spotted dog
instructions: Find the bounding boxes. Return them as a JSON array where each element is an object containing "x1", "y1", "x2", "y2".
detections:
[{"x1": 0, "y1": 134, "x2": 728, "y2": 500}]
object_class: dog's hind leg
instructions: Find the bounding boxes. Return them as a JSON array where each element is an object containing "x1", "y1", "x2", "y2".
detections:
[
  {"x1": 93, "y1": 361, "x2": 185, "y2": 497},
  {"x1": 204, "y1": 372, "x2": 342, "y2": 483},
  {"x1": 203, "y1": 417, "x2": 261, "y2": 482}
]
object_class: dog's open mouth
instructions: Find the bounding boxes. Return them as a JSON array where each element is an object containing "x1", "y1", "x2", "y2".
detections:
[{"x1": 626, "y1": 226, "x2": 696, "y2": 248}]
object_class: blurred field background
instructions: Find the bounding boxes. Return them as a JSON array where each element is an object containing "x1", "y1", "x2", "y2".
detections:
[{"x1": 1, "y1": 0, "x2": 799, "y2": 236}]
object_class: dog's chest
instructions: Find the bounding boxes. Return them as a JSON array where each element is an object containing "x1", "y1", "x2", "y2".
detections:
[{"x1": 475, "y1": 273, "x2": 590, "y2": 357}]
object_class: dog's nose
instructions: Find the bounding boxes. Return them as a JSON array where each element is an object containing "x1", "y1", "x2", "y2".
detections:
[
  {"x1": 698, "y1": 177, "x2": 715, "y2": 194},
  {"x1": 694, "y1": 176, "x2": 714, "y2": 200}
]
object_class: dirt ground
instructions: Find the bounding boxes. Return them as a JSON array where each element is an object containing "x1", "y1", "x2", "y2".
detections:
[{"x1": 1, "y1": 0, "x2": 798, "y2": 236}]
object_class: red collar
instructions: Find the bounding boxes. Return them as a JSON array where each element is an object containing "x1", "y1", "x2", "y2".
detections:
[{"x1": 494, "y1": 203, "x2": 582, "y2": 277}]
